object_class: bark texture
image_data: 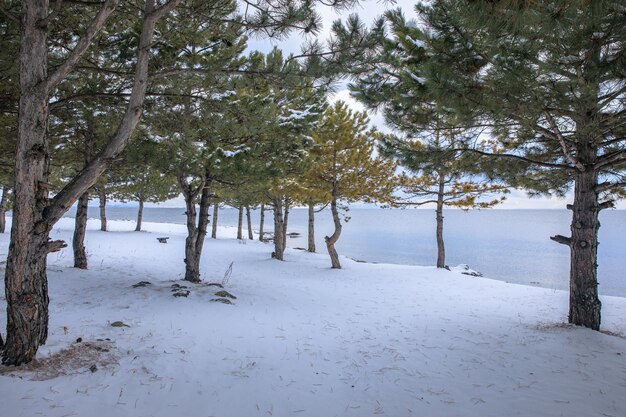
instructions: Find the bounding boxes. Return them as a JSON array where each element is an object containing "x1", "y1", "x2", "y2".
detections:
[
  {"x1": 307, "y1": 203, "x2": 315, "y2": 253},
  {"x1": 324, "y1": 198, "x2": 342, "y2": 269},
  {"x1": 258, "y1": 203, "x2": 265, "y2": 242},
  {"x1": 237, "y1": 206, "x2": 243, "y2": 240},
  {"x1": 72, "y1": 192, "x2": 89, "y2": 269},
  {"x1": 246, "y1": 206, "x2": 253, "y2": 240},
  {"x1": 98, "y1": 189, "x2": 107, "y2": 231},
  {"x1": 211, "y1": 203, "x2": 218, "y2": 239},
  {"x1": 3, "y1": 0, "x2": 56, "y2": 366},
  {"x1": 568, "y1": 169, "x2": 601, "y2": 329},
  {"x1": 272, "y1": 198, "x2": 285, "y2": 260},
  {"x1": 135, "y1": 198, "x2": 144, "y2": 231}
]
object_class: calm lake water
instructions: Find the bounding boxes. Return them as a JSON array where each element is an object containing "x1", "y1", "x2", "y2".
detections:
[{"x1": 66, "y1": 207, "x2": 626, "y2": 297}]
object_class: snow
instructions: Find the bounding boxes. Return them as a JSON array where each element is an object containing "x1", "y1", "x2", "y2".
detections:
[{"x1": 1, "y1": 218, "x2": 625, "y2": 417}]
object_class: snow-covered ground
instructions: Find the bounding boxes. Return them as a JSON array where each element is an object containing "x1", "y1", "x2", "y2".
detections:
[{"x1": 1, "y1": 218, "x2": 625, "y2": 417}]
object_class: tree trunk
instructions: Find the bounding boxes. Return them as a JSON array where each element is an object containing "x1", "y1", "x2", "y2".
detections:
[
  {"x1": 324, "y1": 197, "x2": 342, "y2": 269},
  {"x1": 3, "y1": 0, "x2": 55, "y2": 366},
  {"x1": 259, "y1": 203, "x2": 265, "y2": 242},
  {"x1": 436, "y1": 173, "x2": 445, "y2": 268},
  {"x1": 211, "y1": 202, "x2": 218, "y2": 239},
  {"x1": 237, "y1": 206, "x2": 243, "y2": 240},
  {"x1": 180, "y1": 176, "x2": 211, "y2": 283},
  {"x1": 307, "y1": 203, "x2": 315, "y2": 253},
  {"x1": 72, "y1": 191, "x2": 89, "y2": 269},
  {"x1": 246, "y1": 206, "x2": 253, "y2": 240},
  {"x1": 568, "y1": 168, "x2": 601, "y2": 329},
  {"x1": 135, "y1": 198, "x2": 144, "y2": 231},
  {"x1": 283, "y1": 199, "x2": 290, "y2": 246},
  {"x1": 272, "y1": 198, "x2": 285, "y2": 260},
  {"x1": 98, "y1": 189, "x2": 107, "y2": 231},
  {"x1": 0, "y1": 186, "x2": 12, "y2": 234}
]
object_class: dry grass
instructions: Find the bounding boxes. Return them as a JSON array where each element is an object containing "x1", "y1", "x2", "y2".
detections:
[{"x1": 0, "y1": 340, "x2": 118, "y2": 381}]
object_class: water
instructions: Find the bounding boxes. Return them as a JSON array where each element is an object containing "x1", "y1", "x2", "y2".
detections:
[{"x1": 65, "y1": 206, "x2": 626, "y2": 297}]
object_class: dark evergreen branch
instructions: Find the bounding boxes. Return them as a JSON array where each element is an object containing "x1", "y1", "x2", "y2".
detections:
[
  {"x1": 38, "y1": 0, "x2": 64, "y2": 27},
  {"x1": 452, "y1": 148, "x2": 574, "y2": 170},
  {"x1": 46, "y1": 0, "x2": 119, "y2": 91},
  {"x1": 0, "y1": 5, "x2": 20, "y2": 25},
  {"x1": 599, "y1": 200, "x2": 615, "y2": 210},
  {"x1": 596, "y1": 149, "x2": 626, "y2": 169},
  {"x1": 596, "y1": 181, "x2": 626, "y2": 193}
]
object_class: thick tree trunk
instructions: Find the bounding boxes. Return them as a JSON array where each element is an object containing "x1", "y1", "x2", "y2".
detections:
[
  {"x1": 259, "y1": 203, "x2": 265, "y2": 242},
  {"x1": 98, "y1": 190, "x2": 107, "y2": 231},
  {"x1": 135, "y1": 198, "x2": 144, "y2": 231},
  {"x1": 325, "y1": 197, "x2": 342, "y2": 269},
  {"x1": 3, "y1": 0, "x2": 55, "y2": 366},
  {"x1": 0, "y1": 186, "x2": 12, "y2": 234},
  {"x1": 211, "y1": 203, "x2": 218, "y2": 239},
  {"x1": 436, "y1": 173, "x2": 445, "y2": 268},
  {"x1": 237, "y1": 206, "x2": 243, "y2": 240},
  {"x1": 246, "y1": 206, "x2": 253, "y2": 240},
  {"x1": 568, "y1": 169, "x2": 601, "y2": 329},
  {"x1": 72, "y1": 191, "x2": 89, "y2": 269},
  {"x1": 272, "y1": 198, "x2": 285, "y2": 260},
  {"x1": 307, "y1": 203, "x2": 315, "y2": 253}
]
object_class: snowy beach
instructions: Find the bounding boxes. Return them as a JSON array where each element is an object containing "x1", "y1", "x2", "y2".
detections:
[{"x1": 1, "y1": 218, "x2": 625, "y2": 417}]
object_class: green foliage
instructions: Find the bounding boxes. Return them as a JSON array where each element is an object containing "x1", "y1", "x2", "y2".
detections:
[
  {"x1": 306, "y1": 101, "x2": 397, "y2": 210},
  {"x1": 401, "y1": 0, "x2": 626, "y2": 199}
]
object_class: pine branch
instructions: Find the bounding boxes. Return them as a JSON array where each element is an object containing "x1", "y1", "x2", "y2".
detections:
[{"x1": 46, "y1": 0, "x2": 119, "y2": 91}]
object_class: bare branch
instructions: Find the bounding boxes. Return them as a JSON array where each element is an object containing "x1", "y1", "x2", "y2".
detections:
[
  {"x1": 38, "y1": 0, "x2": 64, "y2": 27},
  {"x1": 544, "y1": 111, "x2": 584, "y2": 171},
  {"x1": 599, "y1": 200, "x2": 615, "y2": 210},
  {"x1": 0, "y1": 5, "x2": 20, "y2": 24},
  {"x1": 550, "y1": 235, "x2": 571, "y2": 246}
]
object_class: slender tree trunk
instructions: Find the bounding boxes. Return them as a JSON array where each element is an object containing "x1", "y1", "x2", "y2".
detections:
[
  {"x1": 246, "y1": 206, "x2": 253, "y2": 240},
  {"x1": 259, "y1": 203, "x2": 265, "y2": 242},
  {"x1": 135, "y1": 198, "x2": 144, "y2": 231},
  {"x1": 237, "y1": 206, "x2": 243, "y2": 240},
  {"x1": 283, "y1": 199, "x2": 290, "y2": 246},
  {"x1": 72, "y1": 192, "x2": 89, "y2": 269},
  {"x1": 211, "y1": 202, "x2": 218, "y2": 239},
  {"x1": 325, "y1": 197, "x2": 342, "y2": 269},
  {"x1": 568, "y1": 169, "x2": 601, "y2": 329},
  {"x1": 98, "y1": 189, "x2": 107, "y2": 231},
  {"x1": 307, "y1": 203, "x2": 315, "y2": 253},
  {"x1": 436, "y1": 172, "x2": 445, "y2": 268},
  {"x1": 0, "y1": 186, "x2": 12, "y2": 234},
  {"x1": 72, "y1": 121, "x2": 95, "y2": 268},
  {"x1": 272, "y1": 198, "x2": 285, "y2": 260}
]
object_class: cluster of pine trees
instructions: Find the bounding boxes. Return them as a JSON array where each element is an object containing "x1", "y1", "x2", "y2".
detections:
[{"x1": 1, "y1": 0, "x2": 624, "y2": 366}]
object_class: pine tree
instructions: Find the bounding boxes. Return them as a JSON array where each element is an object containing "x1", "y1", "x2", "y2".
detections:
[
  {"x1": 405, "y1": 0, "x2": 626, "y2": 330},
  {"x1": 307, "y1": 101, "x2": 397, "y2": 268}
]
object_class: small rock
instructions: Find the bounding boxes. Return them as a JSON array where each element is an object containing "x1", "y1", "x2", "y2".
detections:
[
  {"x1": 110, "y1": 321, "x2": 130, "y2": 328},
  {"x1": 214, "y1": 290, "x2": 237, "y2": 299},
  {"x1": 89, "y1": 364, "x2": 98, "y2": 373},
  {"x1": 210, "y1": 298, "x2": 233, "y2": 304},
  {"x1": 173, "y1": 291, "x2": 190, "y2": 298},
  {"x1": 76, "y1": 337, "x2": 83, "y2": 343},
  {"x1": 207, "y1": 283, "x2": 224, "y2": 288},
  {"x1": 132, "y1": 281, "x2": 152, "y2": 288}
]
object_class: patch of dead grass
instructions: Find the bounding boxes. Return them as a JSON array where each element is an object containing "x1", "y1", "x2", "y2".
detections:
[{"x1": 0, "y1": 340, "x2": 117, "y2": 381}]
